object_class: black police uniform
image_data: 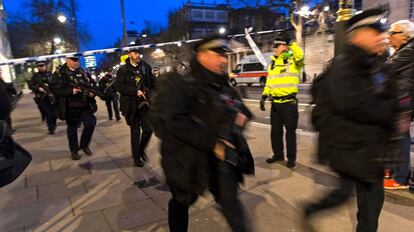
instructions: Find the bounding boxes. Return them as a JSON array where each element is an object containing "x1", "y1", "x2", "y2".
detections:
[
  {"x1": 115, "y1": 58, "x2": 154, "y2": 166},
  {"x1": 28, "y1": 70, "x2": 57, "y2": 134},
  {"x1": 50, "y1": 63, "x2": 97, "y2": 159},
  {"x1": 161, "y1": 37, "x2": 253, "y2": 232},
  {"x1": 304, "y1": 7, "x2": 395, "y2": 232},
  {"x1": 0, "y1": 78, "x2": 11, "y2": 122},
  {"x1": 98, "y1": 73, "x2": 120, "y2": 121}
]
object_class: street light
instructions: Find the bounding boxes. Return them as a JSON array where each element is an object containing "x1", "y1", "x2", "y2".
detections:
[
  {"x1": 53, "y1": 37, "x2": 62, "y2": 45},
  {"x1": 57, "y1": 14, "x2": 67, "y2": 23},
  {"x1": 299, "y1": 6, "x2": 311, "y2": 17},
  {"x1": 219, "y1": 27, "x2": 226, "y2": 34}
]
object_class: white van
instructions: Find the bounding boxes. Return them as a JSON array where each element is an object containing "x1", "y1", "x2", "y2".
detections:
[{"x1": 229, "y1": 52, "x2": 273, "y2": 87}]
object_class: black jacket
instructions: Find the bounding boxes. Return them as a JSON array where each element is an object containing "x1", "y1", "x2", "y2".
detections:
[
  {"x1": 98, "y1": 74, "x2": 116, "y2": 98},
  {"x1": 0, "y1": 79, "x2": 11, "y2": 121},
  {"x1": 28, "y1": 71, "x2": 53, "y2": 99},
  {"x1": 323, "y1": 45, "x2": 395, "y2": 182},
  {"x1": 115, "y1": 58, "x2": 154, "y2": 125},
  {"x1": 160, "y1": 59, "x2": 253, "y2": 196},
  {"x1": 386, "y1": 38, "x2": 414, "y2": 109},
  {"x1": 50, "y1": 64, "x2": 96, "y2": 119}
]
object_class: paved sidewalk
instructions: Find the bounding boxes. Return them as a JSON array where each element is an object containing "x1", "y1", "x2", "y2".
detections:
[{"x1": 1, "y1": 93, "x2": 413, "y2": 232}]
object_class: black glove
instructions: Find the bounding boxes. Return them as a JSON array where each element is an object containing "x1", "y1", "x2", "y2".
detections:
[{"x1": 260, "y1": 95, "x2": 267, "y2": 111}]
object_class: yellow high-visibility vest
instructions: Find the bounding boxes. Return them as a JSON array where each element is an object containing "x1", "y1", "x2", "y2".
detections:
[{"x1": 263, "y1": 42, "x2": 304, "y2": 103}]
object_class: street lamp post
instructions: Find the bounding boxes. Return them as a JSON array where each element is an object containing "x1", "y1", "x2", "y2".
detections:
[
  {"x1": 120, "y1": 0, "x2": 127, "y2": 46},
  {"x1": 334, "y1": 0, "x2": 355, "y2": 55}
]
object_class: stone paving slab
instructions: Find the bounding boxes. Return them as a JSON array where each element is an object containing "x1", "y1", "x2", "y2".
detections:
[
  {"x1": 102, "y1": 199, "x2": 167, "y2": 231},
  {"x1": 26, "y1": 167, "x2": 90, "y2": 187},
  {"x1": 37, "y1": 181, "x2": 87, "y2": 202},
  {"x1": 27, "y1": 211, "x2": 112, "y2": 232},
  {"x1": 0, "y1": 198, "x2": 71, "y2": 232},
  {"x1": 69, "y1": 172, "x2": 148, "y2": 215},
  {"x1": 1, "y1": 93, "x2": 413, "y2": 232}
]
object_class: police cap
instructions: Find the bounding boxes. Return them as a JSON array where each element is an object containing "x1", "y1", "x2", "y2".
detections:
[
  {"x1": 35, "y1": 61, "x2": 46, "y2": 66},
  {"x1": 193, "y1": 35, "x2": 233, "y2": 54},
  {"x1": 347, "y1": 6, "x2": 389, "y2": 33}
]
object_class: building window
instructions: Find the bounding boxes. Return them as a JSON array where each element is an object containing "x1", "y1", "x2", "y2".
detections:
[
  {"x1": 410, "y1": 0, "x2": 414, "y2": 19},
  {"x1": 192, "y1": 10, "x2": 203, "y2": 19},
  {"x1": 205, "y1": 11, "x2": 214, "y2": 19},
  {"x1": 216, "y1": 11, "x2": 227, "y2": 20}
]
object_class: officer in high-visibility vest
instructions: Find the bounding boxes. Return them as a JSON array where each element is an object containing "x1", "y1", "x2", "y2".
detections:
[{"x1": 260, "y1": 35, "x2": 304, "y2": 168}]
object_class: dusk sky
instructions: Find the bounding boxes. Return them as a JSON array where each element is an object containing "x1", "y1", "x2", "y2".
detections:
[
  {"x1": 4, "y1": 0, "x2": 320, "y2": 53},
  {"x1": 4, "y1": 0, "x2": 202, "y2": 51}
]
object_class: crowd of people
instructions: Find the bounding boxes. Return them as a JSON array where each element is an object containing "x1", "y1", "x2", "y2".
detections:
[{"x1": 1, "y1": 5, "x2": 414, "y2": 232}]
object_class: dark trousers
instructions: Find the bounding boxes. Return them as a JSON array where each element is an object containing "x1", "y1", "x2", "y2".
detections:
[
  {"x1": 38, "y1": 98, "x2": 57, "y2": 132},
  {"x1": 130, "y1": 111, "x2": 152, "y2": 160},
  {"x1": 168, "y1": 162, "x2": 250, "y2": 232},
  {"x1": 392, "y1": 132, "x2": 411, "y2": 185},
  {"x1": 305, "y1": 174, "x2": 384, "y2": 232},
  {"x1": 270, "y1": 101, "x2": 298, "y2": 162},
  {"x1": 66, "y1": 108, "x2": 96, "y2": 153},
  {"x1": 105, "y1": 96, "x2": 120, "y2": 120},
  {"x1": 34, "y1": 97, "x2": 46, "y2": 121}
]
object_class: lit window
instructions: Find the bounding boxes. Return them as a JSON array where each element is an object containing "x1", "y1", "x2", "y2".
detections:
[{"x1": 410, "y1": 0, "x2": 414, "y2": 19}]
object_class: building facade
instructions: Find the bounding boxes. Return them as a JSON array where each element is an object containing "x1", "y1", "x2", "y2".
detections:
[
  {"x1": 167, "y1": 2, "x2": 230, "y2": 40},
  {"x1": 0, "y1": 0, "x2": 15, "y2": 83},
  {"x1": 362, "y1": 0, "x2": 414, "y2": 22}
]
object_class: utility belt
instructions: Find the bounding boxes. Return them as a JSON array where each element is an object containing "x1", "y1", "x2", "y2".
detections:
[{"x1": 270, "y1": 94, "x2": 297, "y2": 102}]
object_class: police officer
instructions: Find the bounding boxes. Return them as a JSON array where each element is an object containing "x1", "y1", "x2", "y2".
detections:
[
  {"x1": 50, "y1": 55, "x2": 97, "y2": 160},
  {"x1": 304, "y1": 7, "x2": 398, "y2": 231},
  {"x1": 99, "y1": 68, "x2": 121, "y2": 121},
  {"x1": 260, "y1": 35, "x2": 304, "y2": 168},
  {"x1": 161, "y1": 35, "x2": 253, "y2": 232},
  {"x1": 115, "y1": 47, "x2": 154, "y2": 167},
  {"x1": 28, "y1": 61, "x2": 57, "y2": 134}
]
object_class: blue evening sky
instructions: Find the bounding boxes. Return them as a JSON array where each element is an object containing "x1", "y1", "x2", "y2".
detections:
[{"x1": 4, "y1": 0, "x2": 320, "y2": 52}]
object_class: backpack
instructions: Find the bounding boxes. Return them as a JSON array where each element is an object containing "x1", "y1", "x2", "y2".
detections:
[
  {"x1": 150, "y1": 71, "x2": 190, "y2": 139},
  {"x1": 310, "y1": 58, "x2": 337, "y2": 164},
  {"x1": 311, "y1": 61, "x2": 333, "y2": 132}
]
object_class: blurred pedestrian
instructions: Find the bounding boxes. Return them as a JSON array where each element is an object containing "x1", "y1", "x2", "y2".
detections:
[
  {"x1": 261, "y1": 33, "x2": 304, "y2": 168},
  {"x1": 28, "y1": 61, "x2": 57, "y2": 134},
  {"x1": 305, "y1": 7, "x2": 400, "y2": 232},
  {"x1": 50, "y1": 56, "x2": 97, "y2": 160},
  {"x1": 160, "y1": 35, "x2": 254, "y2": 232},
  {"x1": 384, "y1": 20, "x2": 414, "y2": 190},
  {"x1": 115, "y1": 47, "x2": 154, "y2": 167},
  {"x1": 1, "y1": 69, "x2": 32, "y2": 188},
  {"x1": 152, "y1": 67, "x2": 160, "y2": 78},
  {"x1": 99, "y1": 68, "x2": 121, "y2": 121}
]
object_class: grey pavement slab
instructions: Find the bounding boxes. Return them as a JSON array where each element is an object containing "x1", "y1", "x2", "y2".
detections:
[
  {"x1": 102, "y1": 199, "x2": 167, "y2": 231},
  {"x1": 1, "y1": 93, "x2": 413, "y2": 232},
  {"x1": 0, "y1": 198, "x2": 71, "y2": 232},
  {"x1": 69, "y1": 172, "x2": 149, "y2": 215},
  {"x1": 0, "y1": 185, "x2": 37, "y2": 209},
  {"x1": 26, "y1": 211, "x2": 112, "y2": 232},
  {"x1": 37, "y1": 181, "x2": 87, "y2": 202}
]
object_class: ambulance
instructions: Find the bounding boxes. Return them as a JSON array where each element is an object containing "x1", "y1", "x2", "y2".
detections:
[{"x1": 229, "y1": 52, "x2": 273, "y2": 87}]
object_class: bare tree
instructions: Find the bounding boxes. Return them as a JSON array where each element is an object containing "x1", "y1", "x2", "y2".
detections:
[{"x1": 8, "y1": 0, "x2": 91, "y2": 58}]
